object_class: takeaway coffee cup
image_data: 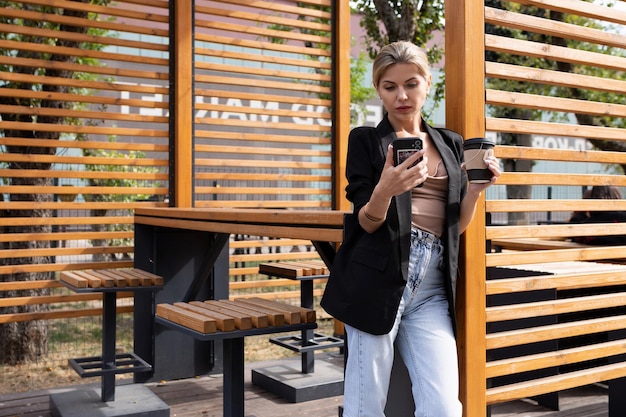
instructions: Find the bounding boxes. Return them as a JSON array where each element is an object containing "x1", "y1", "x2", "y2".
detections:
[{"x1": 463, "y1": 138, "x2": 495, "y2": 183}]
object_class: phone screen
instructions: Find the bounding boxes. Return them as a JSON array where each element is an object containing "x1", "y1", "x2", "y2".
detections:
[
  {"x1": 396, "y1": 149, "x2": 419, "y2": 166},
  {"x1": 393, "y1": 138, "x2": 423, "y2": 167}
]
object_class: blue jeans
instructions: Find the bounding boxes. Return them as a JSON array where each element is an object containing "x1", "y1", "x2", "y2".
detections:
[{"x1": 343, "y1": 228, "x2": 462, "y2": 417}]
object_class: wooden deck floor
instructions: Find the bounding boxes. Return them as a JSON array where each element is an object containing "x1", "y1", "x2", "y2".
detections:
[{"x1": 0, "y1": 354, "x2": 609, "y2": 417}]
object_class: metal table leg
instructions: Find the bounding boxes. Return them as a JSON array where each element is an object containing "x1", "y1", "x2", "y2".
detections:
[
  {"x1": 101, "y1": 291, "x2": 117, "y2": 402},
  {"x1": 223, "y1": 337, "x2": 245, "y2": 417}
]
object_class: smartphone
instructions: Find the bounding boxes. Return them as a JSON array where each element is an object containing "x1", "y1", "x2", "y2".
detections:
[{"x1": 393, "y1": 138, "x2": 423, "y2": 167}]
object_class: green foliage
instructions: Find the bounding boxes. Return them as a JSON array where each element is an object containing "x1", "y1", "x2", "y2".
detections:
[
  {"x1": 351, "y1": 0, "x2": 444, "y2": 63},
  {"x1": 350, "y1": 0, "x2": 445, "y2": 117},
  {"x1": 264, "y1": 4, "x2": 375, "y2": 126},
  {"x1": 350, "y1": 51, "x2": 376, "y2": 124}
]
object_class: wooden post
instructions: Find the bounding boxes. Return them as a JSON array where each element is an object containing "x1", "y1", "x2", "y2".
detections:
[
  {"x1": 331, "y1": 0, "x2": 351, "y2": 212},
  {"x1": 445, "y1": 0, "x2": 487, "y2": 416},
  {"x1": 171, "y1": 0, "x2": 194, "y2": 208}
]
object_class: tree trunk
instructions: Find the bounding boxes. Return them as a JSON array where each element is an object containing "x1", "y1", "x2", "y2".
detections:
[{"x1": 0, "y1": 177, "x2": 54, "y2": 365}]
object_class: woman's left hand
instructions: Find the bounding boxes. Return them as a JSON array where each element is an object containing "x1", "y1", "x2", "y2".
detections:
[{"x1": 464, "y1": 155, "x2": 501, "y2": 193}]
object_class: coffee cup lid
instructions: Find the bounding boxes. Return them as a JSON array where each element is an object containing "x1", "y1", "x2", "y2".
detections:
[{"x1": 463, "y1": 137, "x2": 495, "y2": 149}]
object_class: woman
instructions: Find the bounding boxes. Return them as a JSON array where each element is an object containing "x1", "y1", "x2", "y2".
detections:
[{"x1": 321, "y1": 41, "x2": 501, "y2": 417}]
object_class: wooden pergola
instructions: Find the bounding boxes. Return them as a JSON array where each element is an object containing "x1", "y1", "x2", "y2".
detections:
[{"x1": 2, "y1": 0, "x2": 626, "y2": 415}]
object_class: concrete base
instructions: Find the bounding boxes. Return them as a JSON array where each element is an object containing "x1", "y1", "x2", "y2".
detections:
[
  {"x1": 252, "y1": 357, "x2": 343, "y2": 403},
  {"x1": 49, "y1": 384, "x2": 169, "y2": 417}
]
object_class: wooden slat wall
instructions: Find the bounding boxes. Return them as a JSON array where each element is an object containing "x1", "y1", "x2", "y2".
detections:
[
  {"x1": 452, "y1": 0, "x2": 626, "y2": 412},
  {"x1": 192, "y1": 0, "x2": 333, "y2": 208},
  {"x1": 0, "y1": 0, "x2": 170, "y2": 278},
  {"x1": 0, "y1": 0, "x2": 340, "y2": 329}
]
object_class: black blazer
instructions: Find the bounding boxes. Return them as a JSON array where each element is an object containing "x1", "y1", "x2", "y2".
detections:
[{"x1": 321, "y1": 116, "x2": 467, "y2": 335}]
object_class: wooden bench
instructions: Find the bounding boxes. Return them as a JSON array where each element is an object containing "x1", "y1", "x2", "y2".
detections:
[
  {"x1": 57, "y1": 268, "x2": 164, "y2": 403},
  {"x1": 155, "y1": 298, "x2": 317, "y2": 417},
  {"x1": 257, "y1": 261, "x2": 344, "y2": 374}
]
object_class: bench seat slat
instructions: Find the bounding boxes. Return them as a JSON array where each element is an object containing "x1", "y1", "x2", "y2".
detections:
[
  {"x1": 234, "y1": 298, "x2": 298, "y2": 325},
  {"x1": 238, "y1": 296, "x2": 316, "y2": 323},
  {"x1": 206, "y1": 300, "x2": 270, "y2": 328},
  {"x1": 60, "y1": 269, "x2": 164, "y2": 290},
  {"x1": 191, "y1": 301, "x2": 254, "y2": 330},
  {"x1": 60, "y1": 271, "x2": 89, "y2": 288},
  {"x1": 258, "y1": 260, "x2": 329, "y2": 279},
  {"x1": 156, "y1": 304, "x2": 217, "y2": 334},
  {"x1": 173, "y1": 302, "x2": 236, "y2": 332}
]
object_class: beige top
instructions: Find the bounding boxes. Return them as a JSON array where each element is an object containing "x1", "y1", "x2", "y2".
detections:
[{"x1": 411, "y1": 175, "x2": 449, "y2": 238}]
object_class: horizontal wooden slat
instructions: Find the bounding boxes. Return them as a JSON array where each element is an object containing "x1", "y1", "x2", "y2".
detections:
[
  {"x1": 0, "y1": 231, "x2": 132, "y2": 243},
  {"x1": 0, "y1": 292, "x2": 109, "y2": 308},
  {"x1": 486, "y1": 61, "x2": 626, "y2": 95},
  {"x1": 487, "y1": 89, "x2": 626, "y2": 118},
  {"x1": 0, "y1": 168, "x2": 168, "y2": 182},
  {"x1": 18, "y1": 0, "x2": 170, "y2": 24},
  {"x1": 486, "y1": 315, "x2": 626, "y2": 350},
  {"x1": 194, "y1": 5, "x2": 331, "y2": 33},
  {"x1": 195, "y1": 173, "x2": 330, "y2": 182},
  {"x1": 196, "y1": 74, "x2": 331, "y2": 96},
  {"x1": 195, "y1": 145, "x2": 329, "y2": 157},
  {"x1": 194, "y1": 17, "x2": 330, "y2": 45},
  {"x1": 194, "y1": 129, "x2": 331, "y2": 144},
  {"x1": 195, "y1": 159, "x2": 330, "y2": 169},
  {"x1": 230, "y1": 288, "x2": 324, "y2": 301},
  {"x1": 229, "y1": 252, "x2": 320, "y2": 263},
  {"x1": 486, "y1": 34, "x2": 626, "y2": 72},
  {"x1": 0, "y1": 202, "x2": 166, "y2": 210},
  {"x1": 0, "y1": 260, "x2": 134, "y2": 276},
  {"x1": 493, "y1": 145, "x2": 626, "y2": 164},
  {"x1": 195, "y1": 33, "x2": 330, "y2": 58},
  {"x1": 197, "y1": 200, "x2": 332, "y2": 209},
  {"x1": 485, "y1": 6, "x2": 626, "y2": 49},
  {"x1": 210, "y1": 0, "x2": 332, "y2": 20},
  {"x1": 0, "y1": 280, "x2": 61, "y2": 291},
  {"x1": 0, "y1": 120, "x2": 168, "y2": 139},
  {"x1": 487, "y1": 339, "x2": 626, "y2": 378},
  {"x1": 486, "y1": 222, "x2": 626, "y2": 238},
  {"x1": 495, "y1": 172, "x2": 626, "y2": 186},
  {"x1": 0, "y1": 216, "x2": 134, "y2": 227},
  {"x1": 196, "y1": 187, "x2": 328, "y2": 195},
  {"x1": 0, "y1": 104, "x2": 167, "y2": 124},
  {"x1": 486, "y1": 247, "x2": 626, "y2": 266},
  {"x1": 195, "y1": 50, "x2": 331, "y2": 72},
  {"x1": 487, "y1": 292, "x2": 626, "y2": 322},
  {"x1": 1, "y1": 3, "x2": 169, "y2": 37},
  {"x1": 0, "y1": 186, "x2": 166, "y2": 196},
  {"x1": 487, "y1": 117, "x2": 626, "y2": 141},
  {"x1": 487, "y1": 269, "x2": 626, "y2": 295},
  {"x1": 1, "y1": 153, "x2": 168, "y2": 167},
  {"x1": 512, "y1": 0, "x2": 626, "y2": 25},
  {"x1": 0, "y1": 305, "x2": 133, "y2": 324},
  {"x1": 486, "y1": 361, "x2": 626, "y2": 404},
  {"x1": 195, "y1": 89, "x2": 331, "y2": 109}
]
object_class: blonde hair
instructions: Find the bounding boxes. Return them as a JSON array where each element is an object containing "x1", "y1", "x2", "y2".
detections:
[{"x1": 372, "y1": 41, "x2": 431, "y2": 87}]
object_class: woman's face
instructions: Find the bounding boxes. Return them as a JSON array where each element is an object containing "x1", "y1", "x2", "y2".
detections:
[{"x1": 375, "y1": 63, "x2": 431, "y2": 123}]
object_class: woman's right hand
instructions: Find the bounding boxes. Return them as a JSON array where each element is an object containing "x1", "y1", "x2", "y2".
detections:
[{"x1": 377, "y1": 144, "x2": 428, "y2": 198}]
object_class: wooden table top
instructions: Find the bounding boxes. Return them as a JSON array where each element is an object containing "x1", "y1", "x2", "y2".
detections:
[{"x1": 134, "y1": 207, "x2": 349, "y2": 242}]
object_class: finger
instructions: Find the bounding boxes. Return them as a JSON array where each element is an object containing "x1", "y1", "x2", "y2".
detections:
[{"x1": 385, "y1": 144, "x2": 395, "y2": 167}]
